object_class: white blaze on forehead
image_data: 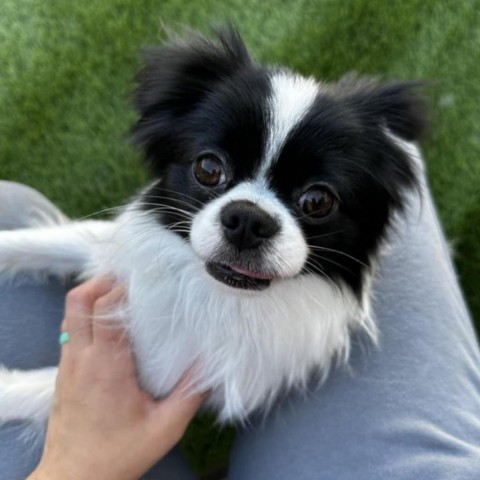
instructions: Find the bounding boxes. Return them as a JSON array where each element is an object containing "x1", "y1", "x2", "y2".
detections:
[{"x1": 260, "y1": 71, "x2": 319, "y2": 176}]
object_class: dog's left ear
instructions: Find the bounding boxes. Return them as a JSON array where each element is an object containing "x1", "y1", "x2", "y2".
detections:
[
  {"x1": 336, "y1": 76, "x2": 429, "y2": 210},
  {"x1": 338, "y1": 75, "x2": 429, "y2": 141}
]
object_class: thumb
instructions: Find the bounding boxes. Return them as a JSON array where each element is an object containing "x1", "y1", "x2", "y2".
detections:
[{"x1": 148, "y1": 371, "x2": 208, "y2": 444}]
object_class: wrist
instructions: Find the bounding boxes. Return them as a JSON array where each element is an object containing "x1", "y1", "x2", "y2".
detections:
[
  {"x1": 27, "y1": 470, "x2": 52, "y2": 480},
  {"x1": 27, "y1": 462, "x2": 134, "y2": 480},
  {"x1": 27, "y1": 464, "x2": 72, "y2": 480}
]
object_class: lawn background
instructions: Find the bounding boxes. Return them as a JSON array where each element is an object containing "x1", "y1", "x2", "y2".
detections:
[{"x1": 1, "y1": 0, "x2": 479, "y2": 476}]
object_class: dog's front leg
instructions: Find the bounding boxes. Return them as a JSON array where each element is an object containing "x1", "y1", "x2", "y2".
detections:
[
  {"x1": 0, "y1": 220, "x2": 114, "y2": 279},
  {"x1": 0, "y1": 366, "x2": 57, "y2": 424}
]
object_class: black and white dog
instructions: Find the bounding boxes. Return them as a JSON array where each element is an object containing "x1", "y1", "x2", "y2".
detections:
[{"x1": 0, "y1": 28, "x2": 426, "y2": 425}]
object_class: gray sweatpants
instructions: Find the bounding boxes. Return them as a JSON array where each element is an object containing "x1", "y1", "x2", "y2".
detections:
[{"x1": 0, "y1": 177, "x2": 479, "y2": 480}]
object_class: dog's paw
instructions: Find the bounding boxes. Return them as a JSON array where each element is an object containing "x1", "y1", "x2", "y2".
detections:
[{"x1": 0, "y1": 366, "x2": 57, "y2": 424}]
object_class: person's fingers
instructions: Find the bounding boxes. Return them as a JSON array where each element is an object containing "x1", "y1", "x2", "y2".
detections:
[
  {"x1": 92, "y1": 284, "x2": 128, "y2": 350},
  {"x1": 63, "y1": 276, "x2": 116, "y2": 350}
]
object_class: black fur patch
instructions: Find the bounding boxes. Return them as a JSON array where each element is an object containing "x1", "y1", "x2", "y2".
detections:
[
  {"x1": 133, "y1": 28, "x2": 270, "y2": 233},
  {"x1": 268, "y1": 83, "x2": 423, "y2": 293},
  {"x1": 133, "y1": 28, "x2": 426, "y2": 297}
]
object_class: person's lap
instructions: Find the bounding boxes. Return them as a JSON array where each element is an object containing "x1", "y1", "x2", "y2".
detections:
[
  {"x1": 230, "y1": 179, "x2": 480, "y2": 479},
  {"x1": 0, "y1": 176, "x2": 479, "y2": 480}
]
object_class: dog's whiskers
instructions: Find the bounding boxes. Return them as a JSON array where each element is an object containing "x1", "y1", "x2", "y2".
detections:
[
  {"x1": 306, "y1": 230, "x2": 347, "y2": 240},
  {"x1": 140, "y1": 187, "x2": 208, "y2": 206},
  {"x1": 77, "y1": 205, "x2": 129, "y2": 221},
  {"x1": 303, "y1": 260, "x2": 333, "y2": 283},
  {"x1": 136, "y1": 195, "x2": 202, "y2": 212},
  {"x1": 309, "y1": 254, "x2": 357, "y2": 275},
  {"x1": 136, "y1": 204, "x2": 195, "y2": 219},
  {"x1": 307, "y1": 245, "x2": 370, "y2": 270}
]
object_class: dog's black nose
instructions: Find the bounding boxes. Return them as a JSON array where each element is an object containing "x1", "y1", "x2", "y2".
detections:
[{"x1": 220, "y1": 201, "x2": 279, "y2": 251}]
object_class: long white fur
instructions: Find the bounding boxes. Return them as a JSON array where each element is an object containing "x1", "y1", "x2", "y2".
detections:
[
  {"x1": 0, "y1": 367, "x2": 57, "y2": 424},
  {"x1": 0, "y1": 73, "x2": 379, "y2": 427},
  {"x1": 0, "y1": 198, "x2": 374, "y2": 425},
  {"x1": 0, "y1": 220, "x2": 113, "y2": 278}
]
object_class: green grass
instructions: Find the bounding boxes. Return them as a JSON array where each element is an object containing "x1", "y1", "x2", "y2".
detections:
[{"x1": 1, "y1": 0, "x2": 479, "y2": 475}]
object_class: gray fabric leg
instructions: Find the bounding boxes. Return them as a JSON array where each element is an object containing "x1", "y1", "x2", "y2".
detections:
[
  {"x1": 0, "y1": 181, "x2": 69, "y2": 230},
  {"x1": 229, "y1": 174, "x2": 480, "y2": 478},
  {"x1": 0, "y1": 278, "x2": 67, "y2": 480},
  {"x1": 0, "y1": 182, "x2": 196, "y2": 480}
]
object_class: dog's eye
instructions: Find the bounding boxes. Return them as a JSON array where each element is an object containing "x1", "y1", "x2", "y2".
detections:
[
  {"x1": 194, "y1": 155, "x2": 226, "y2": 187},
  {"x1": 298, "y1": 187, "x2": 336, "y2": 219}
]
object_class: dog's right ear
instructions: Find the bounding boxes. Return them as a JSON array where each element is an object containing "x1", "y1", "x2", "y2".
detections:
[{"x1": 133, "y1": 26, "x2": 251, "y2": 119}]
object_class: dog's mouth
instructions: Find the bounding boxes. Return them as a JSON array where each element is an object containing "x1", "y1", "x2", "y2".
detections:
[{"x1": 205, "y1": 262, "x2": 274, "y2": 291}]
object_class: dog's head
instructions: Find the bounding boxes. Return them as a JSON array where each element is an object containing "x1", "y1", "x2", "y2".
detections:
[{"x1": 132, "y1": 27, "x2": 426, "y2": 297}]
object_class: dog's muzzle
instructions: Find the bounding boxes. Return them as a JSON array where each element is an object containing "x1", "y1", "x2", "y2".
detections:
[{"x1": 205, "y1": 200, "x2": 279, "y2": 290}]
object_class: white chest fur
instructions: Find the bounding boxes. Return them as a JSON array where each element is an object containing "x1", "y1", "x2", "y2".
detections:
[{"x1": 87, "y1": 209, "x2": 372, "y2": 421}]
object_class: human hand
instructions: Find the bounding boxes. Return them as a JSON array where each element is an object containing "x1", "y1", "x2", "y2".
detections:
[{"x1": 28, "y1": 276, "x2": 206, "y2": 480}]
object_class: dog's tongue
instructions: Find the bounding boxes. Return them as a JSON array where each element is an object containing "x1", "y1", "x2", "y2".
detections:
[{"x1": 230, "y1": 265, "x2": 274, "y2": 280}]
